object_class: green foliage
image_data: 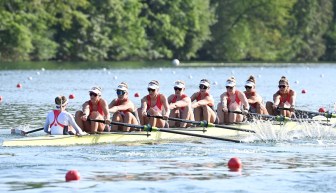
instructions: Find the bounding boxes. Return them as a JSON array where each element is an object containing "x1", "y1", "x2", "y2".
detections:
[
  {"x1": 141, "y1": 0, "x2": 215, "y2": 60},
  {"x1": 288, "y1": 0, "x2": 333, "y2": 61},
  {"x1": 202, "y1": 0, "x2": 296, "y2": 61},
  {"x1": 1, "y1": 0, "x2": 336, "y2": 62}
]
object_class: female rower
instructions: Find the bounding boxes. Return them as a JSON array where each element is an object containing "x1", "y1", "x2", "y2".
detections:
[
  {"x1": 266, "y1": 76, "x2": 296, "y2": 117},
  {"x1": 244, "y1": 75, "x2": 268, "y2": 115},
  {"x1": 108, "y1": 82, "x2": 139, "y2": 132},
  {"x1": 44, "y1": 96, "x2": 86, "y2": 135},
  {"x1": 167, "y1": 80, "x2": 194, "y2": 127},
  {"x1": 138, "y1": 80, "x2": 170, "y2": 128},
  {"x1": 75, "y1": 86, "x2": 110, "y2": 133},
  {"x1": 190, "y1": 79, "x2": 217, "y2": 123},
  {"x1": 217, "y1": 76, "x2": 249, "y2": 124}
]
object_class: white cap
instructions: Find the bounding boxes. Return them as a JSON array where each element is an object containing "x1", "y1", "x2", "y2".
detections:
[
  {"x1": 226, "y1": 80, "x2": 235, "y2": 87},
  {"x1": 89, "y1": 86, "x2": 102, "y2": 95},
  {"x1": 245, "y1": 81, "x2": 255, "y2": 87},
  {"x1": 116, "y1": 83, "x2": 128, "y2": 91},
  {"x1": 174, "y1": 81, "x2": 185, "y2": 88},
  {"x1": 148, "y1": 82, "x2": 159, "y2": 90},
  {"x1": 199, "y1": 80, "x2": 210, "y2": 87}
]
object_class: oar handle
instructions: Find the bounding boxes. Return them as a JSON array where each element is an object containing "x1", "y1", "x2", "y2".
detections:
[
  {"x1": 150, "y1": 127, "x2": 241, "y2": 143},
  {"x1": 89, "y1": 119, "x2": 153, "y2": 131},
  {"x1": 25, "y1": 128, "x2": 44, "y2": 134},
  {"x1": 147, "y1": 114, "x2": 202, "y2": 125}
]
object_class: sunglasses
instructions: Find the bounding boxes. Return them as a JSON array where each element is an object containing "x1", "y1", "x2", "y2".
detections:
[
  {"x1": 174, "y1": 87, "x2": 182, "y2": 91},
  {"x1": 199, "y1": 85, "x2": 208, "y2": 89},
  {"x1": 278, "y1": 85, "x2": 286, "y2": 89},
  {"x1": 148, "y1": 88, "x2": 155, "y2": 92},
  {"x1": 89, "y1": 92, "x2": 98, "y2": 97},
  {"x1": 116, "y1": 90, "x2": 126, "y2": 95},
  {"x1": 226, "y1": 86, "x2": 233, "y2": 89},
  {"x1": 245, "y1": 86, "x2": 252, "y2": 89}
]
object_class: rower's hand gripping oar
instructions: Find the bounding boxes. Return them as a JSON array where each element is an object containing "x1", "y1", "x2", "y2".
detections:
[
  {"x1": 89, "y1": 119, "x2": 242, "y2": 143},
  {"x1": 11, "y1": 127, "x2": 44, "y2": 136},
  {"x1": 147, "y1": 114, "x2": 255, "y2": 133}
]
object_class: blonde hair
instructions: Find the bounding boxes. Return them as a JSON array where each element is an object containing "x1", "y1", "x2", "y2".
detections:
[
  {"x1": 55, "y1": 96, "x2": 67, "y2": 111},
  {"x1": 246, "y1": 75, "x2": 256, "y2": 84},
  {"x1": 55, "y1": 96, "x2": 67, "y2": 105},
  {"x1": 279, "y1": 76, "x2": 289, "y2": 86},
  {"x1": 119, "y1": 82, "x2": 128, "y2": 89},
  {"x1": 175, "y1": 80, "x2": 185, "y2": 86},
  {"x1": 227, "y1": 76, "x2": 236, "y2": 83},
  {"x1": 149, "y1": 80, "x2": 159, "y2": 86}
]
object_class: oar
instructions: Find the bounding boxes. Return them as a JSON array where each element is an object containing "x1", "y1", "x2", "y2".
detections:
[
  {"x1": 146, "y1": 114, "x2": 255, "y2": 133},
  {"x1": 278, "y1": 107, "x2": 336, "y2": 119},
  {"x1": 228, "y1": 111, "x2": 291, "y2": 122},
  {"x1": 11, "y1": 127, "x2": 44, "y2": 136},
  {"x1": 89, "y1": 119, "x2": 242, "y2": 143}
]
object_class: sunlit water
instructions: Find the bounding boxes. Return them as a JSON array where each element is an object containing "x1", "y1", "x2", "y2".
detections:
[{"x1": 1, "y1": 64, "x2": 336, "y2": 192}]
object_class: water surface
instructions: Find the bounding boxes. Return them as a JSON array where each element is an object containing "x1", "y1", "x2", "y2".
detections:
[{"x1": 0, "y1": 65, "x2": 336, "y2": 192}]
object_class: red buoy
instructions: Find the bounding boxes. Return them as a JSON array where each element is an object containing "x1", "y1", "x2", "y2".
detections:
[
  {"x1": 16, "y1": 83, "x2": 22, "y2": 88},
  {"x1": 228, "y1": 157, "x2": 242, "y2": 171},
  {"x1": 65, "y1": 170, "x2": 80, "y2": 182},
  {"x1": 301, "y1": 89, "x2": 306, "y2": 94},
  {"x1": 134, "y1": 92, "x2": 140, "y2": 97},
  {"x1": 318, "y1": 107, "x2": 326, "y2": 113},
  {"x1": 0, "y1": 96, "x2": 3, "y2": 102},
  {"x1": 69, "y1": 94, "x2": 75, "y2": 99}
]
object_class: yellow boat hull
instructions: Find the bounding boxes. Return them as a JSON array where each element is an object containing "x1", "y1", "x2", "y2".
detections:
[{"x1": 2, "y1": 119, "x2": 332, "y2": 147}]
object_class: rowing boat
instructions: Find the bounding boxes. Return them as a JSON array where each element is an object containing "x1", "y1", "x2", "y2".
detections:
[{"x1": 4, "y1": 117, "x2": 333, "y2": 147}]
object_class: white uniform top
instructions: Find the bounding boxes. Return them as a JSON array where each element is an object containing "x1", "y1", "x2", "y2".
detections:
[{"x1": 43, "y1": 110, "x2": 83, "y2": 135}]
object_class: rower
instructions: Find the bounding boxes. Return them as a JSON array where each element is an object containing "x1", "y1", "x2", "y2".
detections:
[
  {"x1": 190, "y1": 79, "x2": 217, "y2": 123},
  {"x1": 44, "y1": 96, "x2": 86, "y2": 135},
  {"x1": 138, "y1": 80, "x2": 170, "y2": 128},
  {"x1": 108, "y1": 82, "x2": 139, "y2": 132},
  {"x1": 243, "y1": 75, "x2": 268, "y2": 115},
  {"x1": 217, "y1": 76, "x2": 249, "y2": 124},
  {"x1": 167, "y1": 80, "x2": 194, "y2": 127},
  {"x1": 266, "y1": 76, "x2": 296, "y2": 117},
  {"x1": 75, "y1": 86, "x2": 110, "y2": 133}
]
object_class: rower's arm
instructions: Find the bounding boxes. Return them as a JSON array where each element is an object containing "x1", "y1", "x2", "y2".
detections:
[
  {"x1": 100, "y1": 99, "x2": 110, "y2": 120},
  {"x1": 82, "y1": 102, "x2": 90, "y2": 116},
  {"x1": 290, "y1": 90, "x2": 296, "y2": 107},
  {"x1": 220, "y1": 93, "x2": 228, "y2": 108},
  {"x1": 115, "y1": 100, "x2": 133, "y2": 111},
  {"x1": 174, "y1": 97, "x2": 191, "y2": 108},
  {"x1": 43, "y1": 112, "x2": 51, "y2": 133},
  {"x1": 108, "y1": 99, "x2": 118, "y2": 113},
  {"x1": 239, "y1": 91, "x2": 250, "y2": 110},
  {"x1": 197, "y1": 95, "x2": 214, "y2": 106},
  {"x1": 273, "y1": 93, "x2": 281, "y2": 106},
  {"x1": 161, "y1": 94, "x2": 170, "y2": 117},
  {"x1": 140, "y1": 97, "x2": 147, "y2": 114},
  {"x1": 68, "y1": 112, "x2": 83, "y2": 134}
]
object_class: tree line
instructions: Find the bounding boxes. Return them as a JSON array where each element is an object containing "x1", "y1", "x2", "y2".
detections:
[{"x1": 1, "y1": 0, "x2": 336, "y2": 62}]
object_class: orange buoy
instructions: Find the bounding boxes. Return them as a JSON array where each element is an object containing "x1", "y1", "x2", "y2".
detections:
[
  {"x1": 16, "y1": 83, "x2": 22, "y2": 88},
  {"x1": 228, "y1": 157, "x2": 242, "y2": 171},
  {"x1": 301, "y1": 89, "x2": 306, "y2": 94},
  {"x1": 65, "y1": 170, "x2": 80, "y2": 182},
  {"x1": 134, "y1": 93, "x2": 140, "y2": 97},
  {"x1": 69, "y1": 94, "x2": 75, "y2": 99},
  {"x1": 318, "y1": 107, "x2": 326, "y2": 113}
]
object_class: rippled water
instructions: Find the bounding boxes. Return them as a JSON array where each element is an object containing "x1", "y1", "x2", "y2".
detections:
[{"x1": 1, "y1": 64, "x2": 336, "y2": 192}]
